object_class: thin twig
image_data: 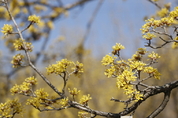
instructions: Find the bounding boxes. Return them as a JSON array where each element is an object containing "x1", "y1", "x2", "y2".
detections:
[{"x1": 147, "y1": 0, "x2": 162, "y2": 9}]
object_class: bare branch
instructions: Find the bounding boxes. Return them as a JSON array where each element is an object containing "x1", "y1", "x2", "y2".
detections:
[
  {"x1": 147, "y1": 0, "x2": 162, "y2": 9},
  {"x1": 147, "y1": 90, "x2": 171, "y2": 118}
]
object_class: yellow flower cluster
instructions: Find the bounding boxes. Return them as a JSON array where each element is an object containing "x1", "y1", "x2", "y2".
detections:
[
  {"x1": 141, "y1": 6, "x2": 178, "y2": 40},
  {"x1": 129, "y1": 61, "x2": 146, "y2": 71},
  {"x1": 144, "y1": 66, "x2": 161, "y2": 79},
  {"x1": 10, "y1": 76, "x2": 37, "y2": 95},
  {"x1": 117, "y1": 70, "x2": 136, "y2": 89},
  {"x1": 172, "y1": 37, "x2": 178, "y2": 49},
  {"x1": 169, "y1": 6, "x2": 178, "y2": 18},
  {"x1": 0, "y1": 99, "x2": 22, "y2": 117},
  {"x1": 25, "y1": 76, "x2": 38, "y2": 85},
  {"x1": 156, "y1": 8, "x2": 169, "y2": 18},
  {"x1": 79, "y1": 94, "x2": 92, "y2": 105},
  {"x1": 116, "y1": 68, "x2": 144, "y2": 101},
  {"x1": 13, "y1": 39, "x2": 33, "y2": 52},
  {"x1": 104, "y1": 66, "x2": 116, "y2": 78},
  {"x1": 102, "y1": 45, "x2": 161, "y2": 101},
  {"x1": 1, "y1": 24, "x2": 13, "y2": 35},
  {"x1": 68, "y1": 88, "x2": 81, "y2": 96},
  {"x1": 46, "y1": 59, "x2": 84, "y2": 76},
  {"x1": 112, "y1": 43, "x2": 125, "y2": 55},
  {"x1": 148, "y1": 51, "x2": 161, "y2": 60},
  {"x1": 26, "y1": 88, "x2": 49, "y2": 108},
  {"x1": 101, "y1": 55, "x2": 115, "y2": 66},
  {"x1": 59, "y1": 97, "x2": 69, "y2": 107},
  {"x1": 28, "y1": 15, "x2": 41, "y2": 24},
  {"x1": 72, "y1": 61, "x2": 84, "y2": 76},
  {"x1": 142, "y1": 32, "x2": 156, "y2": 40},
  {"x1": 11, "y1": 54, "x2": 24, "y2": 68},
  {"x1": 46, "y1": 59, "x2": 73, "y2": 75},
  {"x1": 78, "y1": 111, "x2": 88, "y2": 118},
  {"x1": 131, "y1": 48, "x2": 146, "y2": 61},
  {"x1": 133, "y1": 91, "x2": 143, "y2": 101}
]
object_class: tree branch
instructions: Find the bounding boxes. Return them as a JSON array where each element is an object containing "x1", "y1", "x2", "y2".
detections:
[{"x1": 147, "y1": 90, "x2": 171, "y2": 118}]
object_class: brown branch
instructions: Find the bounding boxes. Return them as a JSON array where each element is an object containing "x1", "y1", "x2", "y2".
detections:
[
  {"x1": 118, "y1": 80, "x2": 178, "y2": 116},
  {"x1": 147, "y1": 0, "x2": 162, "y2": 9},
  {"x1": 21, "y1": 22, "x2": 33, "y2": 33},
  {"x1": 67, "y1": 80, "x2": 178, "y2": 118},
  {"x1": 147, "y1": 90, "x2": 171, "y2": 118},
  {"x1": 145, "y1": 37, "x2": 174, "y2": 49}
]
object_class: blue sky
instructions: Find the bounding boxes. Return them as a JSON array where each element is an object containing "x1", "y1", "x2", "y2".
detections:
[
  {"x1": 0, "y1": 0, "x2": 177, "y2": 61},
  {"x1": 48, "y1": 0, "x2": 160, "y2": 58}
]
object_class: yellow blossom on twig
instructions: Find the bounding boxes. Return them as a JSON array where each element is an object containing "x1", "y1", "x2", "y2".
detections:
[
  {"x1": 60, "y1": 97, "x2": 69, "y2": 107},
  {"x1": 68, "y1": 88, "x2": 80, "y2": 96},
  {"x1": 0, "y1": 99, "x2": 23, "y2": 117},
  {"x1": 79, "y1": 94, "x2": 92, "y2": 105},
  {"x1": 46, "y1": 59, "x2": 73, "y2": 75},
  {"x1": 1, "y1": 24, "x2": 13, "y2": 35},
  {"x1": 11, "y1": 54, "x2": 24, "y2": 68},
  {"x1": 148, "y1": 51, "x2": 161, "y2": 60},
  {"x1": 28, "y1": 15, "x2": 41, "y2": 24},
  {"x1": 13, "y1": 39, "x2": 33, "y2": 52},
  {"x1": 101, "y1": 55, "x2": 115, "y2": 66}
]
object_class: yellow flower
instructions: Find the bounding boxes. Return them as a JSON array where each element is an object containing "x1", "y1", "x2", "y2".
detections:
[
  {"x1": 13, "y1": 39, "x2": 33, "y2": 52},
  {"x1": 169, "y1": 7, "x2": 178, "y2": 18},
  {"x1": 144, "y1": 66, "x2": 161, "y2": 79},
  {"x1": 172, "y1": 42, "x2": 178, "y2": 49},
  {"x1": 11, "y1": 54, "x2": 24, "y2": 68},
  {"x1": 10, "y1": 84, "x2": 20, "y2": 95},
  {"x1": 72, "y1": 61, "x2": 84, "y2": 75},
  {"x1": 134, "y1": 91, "x2": 143, "y2": 101},
  {"x1": 112, "y1": 43, "x2": 125, "y2": 51},
  {"x1": 19, "y1": 82, "x2": 31, "y2": 94},
  {"x1": 13, "y1": 39, "x2": 23, "y2": 50},
  {"x1": 60, "y1": 97, "x2": 69, "y2": 107},
  {"x1": 142, "y1": 32, "x2": 156, "y2": 40},
  {"x1": 26, "y1": 97, "x2": 41, "y2": 108},
  {"x1": 129, "y1": 61, "x2": 146, "y2": 71},
  {"x1": 46, "y1": 59, "x2": 73, "y2": 75},
  {"x1": 0, "y1": 99, "x2": 23, "y2": 117},
  {"x1": 26, "y1": 88, "x2": 49, "y2": 108},
  {"x1": 148, "y1": 51, "x2": 161, "y2": 60},
  {"x1": 79, "y1": 94, "x2": 92, "y2": 105},
  {"x1": 35, "y1": 88, "x2": 49, "y2": 99},
  {"x1": 101, "y1": 55, "x2": 115, "y2": 66},
  {"x1": 1, "y1": 24, "x2": 13, "y2": 35},
  {"x1": 156, "y1": 8, "x2": 169, "y2": 18},
  {"x1": 160, "y1": 17, "x2": 173, "y2": 26},
  {"x1": 104, "y1": 66, "x2": 116, "y2": 78},
  {"x1": 68, "y1": 88, "x2": 80, "y2": 96},
  {"x1": 112, "y1": 43, "x2": 125, "y2": 55},
  {"x1": 28, "y1": 15, "x2": 41, "y2": 24},
  {"x1": 144, "y1": 66, "x2": 155, "y2": 73},
  {"x1": 25, "y1": 76, "x2": 37, "y2": 85},
  {"x1": 137, "y1": 48, "x2": 147, "y2": 55}
]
